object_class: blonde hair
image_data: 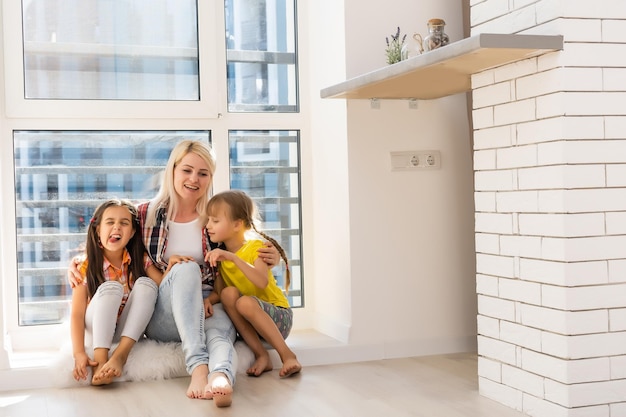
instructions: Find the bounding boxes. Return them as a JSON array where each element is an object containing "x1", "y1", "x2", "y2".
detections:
[
  {"x1": 207, "y1": 190, "x2": 291, "y2": 292},
  {"x1": 146, "y1": 140, "x2": 216, "y2": 228}
]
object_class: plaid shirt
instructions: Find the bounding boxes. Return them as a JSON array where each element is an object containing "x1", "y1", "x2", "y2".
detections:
[
  {"x1": 77, "y1": 248, "x2": 152, "y2": 316},
  {"x1": 137, "y1": 201, "x2": 216, "y2": 292}
]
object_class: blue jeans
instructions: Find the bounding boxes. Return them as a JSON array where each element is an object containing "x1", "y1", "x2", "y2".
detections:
[
  {"x1": 207, "y1": 303, "x2": 237, "y2": 385},
  {"x1": 145, "y1": 262, "x2": 237, "y2": 384},
  {"x1": 145, "y1": 262, "x2": 208, "y2": 375}
]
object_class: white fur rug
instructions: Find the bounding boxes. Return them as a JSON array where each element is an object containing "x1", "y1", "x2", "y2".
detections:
[{"x1": 52, "y1": 338, "x2": 255, "y2": 388}]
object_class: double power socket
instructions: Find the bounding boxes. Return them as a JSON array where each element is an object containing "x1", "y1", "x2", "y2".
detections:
[{"x1": 390, "y1": 150, "x2": 441, "y2": 171}]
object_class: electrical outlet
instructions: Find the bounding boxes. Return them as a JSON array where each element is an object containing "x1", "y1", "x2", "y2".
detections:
[{"x1": 390, "y1": 150, "x2": 441, "y2": 170}]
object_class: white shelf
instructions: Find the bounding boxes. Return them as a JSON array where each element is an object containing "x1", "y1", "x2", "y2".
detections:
[{"x1": 320, "y1": 33, "x2": 563, "y2": 100}]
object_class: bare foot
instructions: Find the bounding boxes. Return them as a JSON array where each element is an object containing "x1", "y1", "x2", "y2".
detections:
[
  {"x1": 204, "y1": 372, "x2": 233, "y2": 407},
  {"x1": 246, "y1": 353, "x2": 273, "y2": 377},
  {"x1": 92, "y1": 355, "x2": 124, "y2": 385},
  {"x1": 187, "y1": 365, "x2": 209, "y2": 399},
  {"x1": 279, "y1": 356, "x2": 302, "y2": 378}
]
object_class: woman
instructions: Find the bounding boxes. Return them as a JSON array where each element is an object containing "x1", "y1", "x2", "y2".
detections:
[{"x1": 68, "y1": 140, "x2": 279, "y2": 407}]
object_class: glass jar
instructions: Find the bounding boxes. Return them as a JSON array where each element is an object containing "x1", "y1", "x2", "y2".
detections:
[
  {"x1": 423, "y1": 18, "x2": 449, "y2": 52},
  {"x1": 401, "y1": 33, "x2": 424, "y2": 60}
]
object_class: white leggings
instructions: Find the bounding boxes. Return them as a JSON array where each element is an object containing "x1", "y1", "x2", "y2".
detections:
[{"x1": 85, "y1": 277, "x2": 158, "y2": 349}]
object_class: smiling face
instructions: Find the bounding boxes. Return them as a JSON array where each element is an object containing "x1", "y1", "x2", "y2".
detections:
[
  {"x1": 173, "y1": 151, "x2": 212, "y2": 205},
  {"x1": 97, "y1": 206, "x2": 135, "y2": 254}
]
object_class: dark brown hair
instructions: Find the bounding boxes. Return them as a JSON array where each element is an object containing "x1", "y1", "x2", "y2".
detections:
[
  {"x1": 85, "y1": 199, "x2": 148, "y2": 299},
  {"x1": 207, "y1": 190, "x2": 291, "y2": 292}
]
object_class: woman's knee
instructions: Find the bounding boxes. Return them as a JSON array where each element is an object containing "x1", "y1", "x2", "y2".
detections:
[{"x1": 170, "y1": 261, "x2": 201, "y2": 276}]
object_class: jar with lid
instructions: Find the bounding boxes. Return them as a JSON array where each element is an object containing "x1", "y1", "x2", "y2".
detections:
[{"x1": 423, "y1": 18, "x2": 449, "y2": 52}]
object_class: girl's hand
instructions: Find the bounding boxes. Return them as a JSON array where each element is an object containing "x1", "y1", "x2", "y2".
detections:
[
  {"x1": 204, "y1": 297, "x2": 214, "y2": 317},
  {"x1": 73, "y1": 352, "x2": 97, "y2": 381},
  {"x1": 204, "y1": 248, "x2": 233, "y2": 268},
  {"x1": 257, "y1": 242, "x2": 280, "y2": 268}
]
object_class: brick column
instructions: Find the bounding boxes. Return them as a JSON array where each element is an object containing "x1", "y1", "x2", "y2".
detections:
[{"x1": 471, "y1": 2, "x2": 626, "y2": 416}]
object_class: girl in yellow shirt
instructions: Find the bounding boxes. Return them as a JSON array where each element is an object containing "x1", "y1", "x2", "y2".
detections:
[{"x1": 204, "y1": 190, "x2": 301, "y2": 378}]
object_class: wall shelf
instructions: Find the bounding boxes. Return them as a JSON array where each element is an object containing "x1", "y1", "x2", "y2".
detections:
[{"x1": 320, "y1": 33, "x2": 563, "y2": 100}]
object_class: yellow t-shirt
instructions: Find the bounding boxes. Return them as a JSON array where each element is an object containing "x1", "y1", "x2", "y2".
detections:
[{"x1": 219, "y1": 240, "x2": 289, "y2": 309}]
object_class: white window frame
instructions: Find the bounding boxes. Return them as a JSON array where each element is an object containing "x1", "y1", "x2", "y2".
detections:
[
  {"x1": 2, "y1": 0, "x2": 220, "y2": 119},
  {"x1": 0, "y1": 0, "x2": 310, "y2": 355}
]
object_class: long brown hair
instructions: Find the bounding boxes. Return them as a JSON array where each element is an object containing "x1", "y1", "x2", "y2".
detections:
[
  {"x1": 85, "y1": 199, "x2": 148, "y2": 299},
  {"x1": 207, "y1": 190, "x2": 291, "y2": 292}
]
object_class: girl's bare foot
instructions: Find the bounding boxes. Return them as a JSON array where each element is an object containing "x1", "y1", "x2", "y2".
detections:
[
  {"x1": 187, "y1": 364, "x2": 209, "y2": 399},
  {"x1": 92, "y1": 355, "x2": 124, "y2": 385},
  {"x1": 246, "y1": 353, "x2": 273, "y2": 376},
  {"x1": 279, "y1": 356, "x2": 302, "y2": 378},
  {"x1": 204, "y1": 372, "x2": 233, "y2": 407}
]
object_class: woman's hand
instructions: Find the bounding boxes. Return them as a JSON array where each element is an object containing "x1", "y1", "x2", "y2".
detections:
[
  {"x1": 67, "y1": 256, "x2": 85, "y2": 288},
  {"x1": 258, "y1": 242, "x2": 280, "y2": 268},
  {"x1": 164, "y1": 255, "x2": 195, "y2": 275}
]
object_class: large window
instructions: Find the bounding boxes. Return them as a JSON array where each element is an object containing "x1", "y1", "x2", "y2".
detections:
[
  {"x1": 225, "y1": 0, "x2": 298, "y2": 112},
  {"x1": 229, "y1": 130, "x2": 302, "y2": 306},
  {"x1": 14, "y1": 132, "x2": 209, "y2": 325},
  {"x1": 22, "y1": 0, "x2": 200, "y2": 101},
  {"x1": 2, "y1": 0, "x2": 303, "y2": 347}
]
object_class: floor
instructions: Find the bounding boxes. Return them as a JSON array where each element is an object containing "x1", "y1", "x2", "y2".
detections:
[{"x1": 0, "y1": 352, "x2": 526, "y2": 417}]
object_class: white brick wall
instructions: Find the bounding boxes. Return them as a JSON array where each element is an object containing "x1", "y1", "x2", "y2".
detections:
[{"x1": 472, "y1": 1, "x2": 626, "y2": 416}]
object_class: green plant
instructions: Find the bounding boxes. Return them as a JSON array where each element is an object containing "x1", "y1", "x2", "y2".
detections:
[{"x1": 385, "y1": 26, "x2": 406, "y2": 65}]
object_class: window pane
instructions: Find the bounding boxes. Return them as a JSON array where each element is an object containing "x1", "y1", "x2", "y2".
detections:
[
  {"x1": 225, "y1": 0, "x2": 298, "y2": 112},
  {"x1": 14, "y1": 131, "x2": 211, "y2": 325},
  {"x1": 22, "y1": 0, "x2": 199, "y2": 100},
  {"x1": 229, "y1": 130, "x2": 302, "y2": 307}
]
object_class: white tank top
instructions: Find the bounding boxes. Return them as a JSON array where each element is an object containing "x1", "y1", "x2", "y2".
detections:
[{"x1": 164, "y1": 218, "x2": 204, "y2": 263}]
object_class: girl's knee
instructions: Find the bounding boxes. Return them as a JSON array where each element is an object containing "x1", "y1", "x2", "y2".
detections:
[
  {"x1": 133, "y1": 276, "x2": 158, "y2": 292},
  {"x1": 132, "y1": 276, "x2": 159, "y2": 299},
  {"x1": 96, "y1": 280, "x2": 124, "y2": 297},
  {"x1": 235, "y1": 295, "x2": 260, "y2": 315},
  {"x1": 220, "y1": 286, "x2": 239, "y2": 304}
]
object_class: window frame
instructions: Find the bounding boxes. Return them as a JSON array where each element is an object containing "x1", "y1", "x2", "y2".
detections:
[
  {"x1": 2, "y1": 0, "x2": 221, "y2": 119},
  {"x1": 0, "y1": 0, "x2": 310, "y2": 354}
]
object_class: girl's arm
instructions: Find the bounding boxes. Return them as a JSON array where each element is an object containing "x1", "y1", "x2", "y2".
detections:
[
  {"x1": 207, "y1": 248, "x2": 269, "y2": 289},
  {"x1": 145, "y1": 263, "x2": 164, "y2": 286},
  {"x1": 70, "y1": 283, "x2": 96, "y2": 381}
]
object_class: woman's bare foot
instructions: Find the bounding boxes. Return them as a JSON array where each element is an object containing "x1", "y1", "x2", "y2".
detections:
[
  {"x1": 246, "y1": 353, "x2": 273, "y2": 376},
  {"x1": 279, "y1": 356, "x2": 302, "y2": 378},
  {"x1": 187, "y1": 364, "x2": 209, "y2": 399},
  {"x1": 92, "y1": 355, "x2": 124, "y2": 385},
  {"x1": 204, "y1": 372, "x2": 233, "y2": 407}
]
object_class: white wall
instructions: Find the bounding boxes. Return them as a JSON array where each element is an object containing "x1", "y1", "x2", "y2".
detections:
[
  {"x1": 0, "y1": 0, "x2": 479, "y2": 382},
  {"x1": 305, "y1": 0, "x2": 478, "y2": 356}
]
